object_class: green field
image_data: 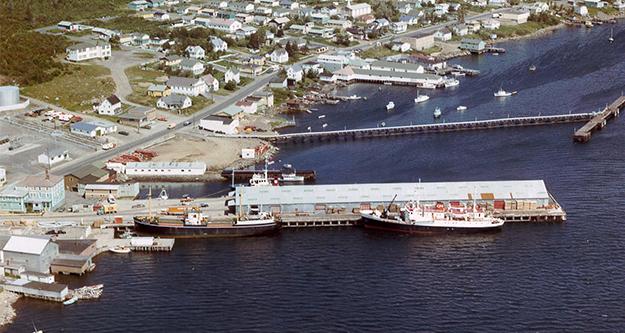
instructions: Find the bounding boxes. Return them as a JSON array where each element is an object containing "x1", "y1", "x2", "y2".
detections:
[
  {"x1": 22, "y1": 64, "x2": 115, "y2": 112},
  {"x1": 125, "y1": 65, "x2": 167, "y2": 106},
  {"x1": 359, "y1": 46, "x2": 400, "y2": 59}
]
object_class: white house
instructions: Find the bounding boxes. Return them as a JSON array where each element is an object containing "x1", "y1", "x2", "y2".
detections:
[
  {"x1": 123, "y1": 162, "x2": 207, "y2": 176},
  {"x1": 435, "y1": 3, "x2": 450, "y2": 16},
  {"x1": 235, "y1": 99, "x2": 258, "y2": 114},
  {"x1": 391, "y1": 40, "x2": 411, "y2": 52},
  {"x1": 390, "y1": 22, "x2": 408, "y2": 34},
  {"x1": 500, "y1": 9, "x2": 531, "y2": 25},
  {"x1": 185, "y1": 45, "x2": 205, "y2": 59},
  {"x1": 452, "y1": 24, "x2": 469, "y2": 36},
  {"x1": 57, "y1": 21, "x2": 79, "y2": 32},
  {"x1": 575, "y1": 5, "x2": 589, "y2": 16},
  {"x1": 200, "y1": 115, "x2": 239, "y2": 134},
  {"x1": 584, "y1": 0, "x2": 604, "y2": 8},
  {"x1": 345, "y1": 2, "x2": 372, "y2": 18},
  {"x1": 193, "y1": 17, "x2": 243, "y2": 33},
  {"x1": 66, "y1": 42, "x2": 111, "y2": 62},
  {"x1": 228, "y1": 1, "x2": 255, "y2": 12},
  {"x1": 270, "y1": 48, "x2": 289, "y2": 63},
  {"x1": 37, "y1": 148, "x2": 69, "y2": 166},
  {"x1": 210, "y1": 37, "x2": 228, "y2": 52},
  {"x1": 224, "y1": 69, "x2": 241, "y2": 84},
  {"x1": 286, "y1": 64, "x2": 304, "y2": 82},
  {"x1": 180, "y1": 58, "x2": 205, "y2": 75},
  {"x1": 434, "y1": 27, "x2": 453, "y2": 41},
  {"x1": 70, "y1": 121, "x2": 117, "y2": 137},
  {"x1": 94, "y1": 95, "x2": 122, "y2": 115},
  {"x1": 202, "y1": 74, "x2": 220, "y2": 91},
  {"x1": 481, "y1": 19, "x2": 501, "y2": 30},
  {"x1": 614, "y1": 0, "x2": 625, "y2": 10},
  {"x1": 153, "y1": 11, "x2": 170, "y2": 21},
  {"x1": 166, "y1": 76, "x2": 209, "y2": 96},
  {"x1": 157, "y1": 94, "x2": 193, "y2": 110}
]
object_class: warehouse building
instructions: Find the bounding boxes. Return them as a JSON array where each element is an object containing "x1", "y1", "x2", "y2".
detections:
[
  {"x1": 230, "y1": 180, "x2": 560, "y2": 216},
  {"x1": 2, "y1": 236, "x2": 59, "y2": 274}
]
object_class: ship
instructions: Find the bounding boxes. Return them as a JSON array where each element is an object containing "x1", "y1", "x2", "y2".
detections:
[
  {"x1": 134, "y1": 210, "x2": 280, "y2": 238},
  {"x1": 361, "y1": 194, "x2": 504, "y2": 234}
]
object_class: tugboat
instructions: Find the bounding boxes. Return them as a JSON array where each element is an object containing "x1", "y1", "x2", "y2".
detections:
[{"x1": 361, "y1": 194, "x2": 504, "y2": 234}]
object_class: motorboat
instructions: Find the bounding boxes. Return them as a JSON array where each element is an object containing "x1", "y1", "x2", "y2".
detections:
[
  {"x1": 444, "y1": 78, "x2": 460, "y2": 88},
  {"x1": 494, "y1": 88, "x2": 516, "y2": 97},
  {"x1": 280, "y1": 164, "x2": 305, "y2": 183},
  {"x1": 63, "y1": 296, "x2": 78, "y2": 306},
  {"x1": 609, "y1": 28, "x2": 614, "y2": 43},
  {"x1": 109, "y1": 246, "x2": 131, "y2": 254},
  {"x1": 386, "y1": 101, "x2": 395, "y2": 110},
  {"x1": 529, "y1": 65, "x2": 537, "y2": 71},
  {"x1": 433, "y1": 107, "x2": 442, "y2": 118},
  {"x1": 318, "y1": 115, "x2": 326, "y2": 119},
  {"x1": 451, "y1": 71, "x2": 466, "y2": 77},
  {"x1": 414, "y1": 91, "x2": 429, "y2": 103},
  {"x1": 159, "y1": 188, "x2": 168, "y2": 200},
  {"x1": 456, "y1": 105, "x2": 467, "y2": 111},
  {"x1": 322, "y1": 123, "x2": 328, "y2": 128},
  {"x1": 420, "y1": 82, "x2": 437, "y2": 89}
]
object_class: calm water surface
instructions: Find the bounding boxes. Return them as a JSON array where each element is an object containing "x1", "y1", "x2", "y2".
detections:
[{"x1": 8, "y1": 25, "x2": 625, "y2": 332}]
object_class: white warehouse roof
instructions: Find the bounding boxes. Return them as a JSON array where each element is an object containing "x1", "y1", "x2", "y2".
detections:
[
  {"x1": 3, "y1": 236, "x2": 50, "y2": 255},
  {"x1": 236, "y1": 180, "x2": 551, "y2": 206},
  {"x1": 125, "y1": 162, "x2": 206, "y2": 170}
]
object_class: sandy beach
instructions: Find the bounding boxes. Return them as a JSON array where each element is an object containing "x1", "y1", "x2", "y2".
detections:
[{"x1": 0, "y1": 291, "x2": 20, "y2": 328}]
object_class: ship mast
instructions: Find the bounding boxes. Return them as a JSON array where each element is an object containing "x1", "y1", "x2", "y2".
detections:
[{"x1": 148, "y1": 187, "x2": 152, "y2": 219}]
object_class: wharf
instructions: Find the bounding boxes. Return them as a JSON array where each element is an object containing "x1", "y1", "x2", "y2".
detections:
[
  {"x1": 573, "y1": 96, "x2": 625, "y2": 143},
  {"x1": 221, "y1": 169, "x2": 316, "y2": 181},
  {"x1": 229, "y1": 113, "x2": 594, "y2": 144}
]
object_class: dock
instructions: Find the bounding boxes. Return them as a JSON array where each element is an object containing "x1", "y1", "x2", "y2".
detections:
[
  {"x1": 573, "y1": 96, "x2": 625, "y2": 143},
  {"x1": 226, "y1": 113, "x2": 594, "y2": 144}
]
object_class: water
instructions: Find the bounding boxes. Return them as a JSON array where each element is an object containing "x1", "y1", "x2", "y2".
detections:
[{"x1": 9, "y1": 25, "x2": 625, "y2": 332}]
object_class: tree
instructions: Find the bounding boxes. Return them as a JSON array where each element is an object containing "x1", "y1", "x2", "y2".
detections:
[
  {"x1": 224, "y1": 81, "x2": 237, "y2": 90},
  {"x1": 276, "y1": 29, "x2": 284, "y2": 37},
  {"x1": 248, "y1": 28, "x2": 267, "y2": 49},
  {"x1": 285, "y1": 41, "x2": 299, "y2": 57}
]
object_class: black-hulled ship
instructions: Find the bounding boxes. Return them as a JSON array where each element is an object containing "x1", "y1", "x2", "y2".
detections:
[{"x1": 133, "y1": 211, "x2": 280, "y2": 238}]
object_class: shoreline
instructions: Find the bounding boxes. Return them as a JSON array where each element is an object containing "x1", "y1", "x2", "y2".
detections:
[{"x1": 0, "y1": 291, "x2": 20, "y2": 329}]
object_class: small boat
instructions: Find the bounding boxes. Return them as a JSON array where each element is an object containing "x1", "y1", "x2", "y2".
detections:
[
  {"x1": 585, "y1": 21, "x2": 593, "y2": 28},
  {"x1": 280, "y1": 164, "x2": 305, "y2": 183},
  {"x1": 235, "y1": 212, "x2": 275, "y2": 226},
  {"x1": 318, "y1": 115, "x2": 326, "y2": 119},
  {"x1": 494, "y1": 87, "x2": 515, "y2": 97},
  {"x1": 346, "y1": 94, "x2": 361, "y2": 100},
  {"x1": 529, "y1": 65, "x2": 536, "y2": 71},
  {"x1": 159, "y1": 188, "x2": 168, "y2": 200},
  {"x1": 386, "y1": 101, "x2": 395, "y2": 110},
  {"x1": 433, "y1": 107, "x2": 442, "y2": 118},
  {"x1": 609, "y1": 28, "x2": 614, "y2": 42},
  {"x1": 451, "y1": 71, "x2": 466, "y2": 77},
  {"x1": 420, "y1": 82, "x2": 437, "y2": 89},
  {"x1": 444, "y1": 78, "x2": 460, "y2": 88},
  {"x1": 456, "y1": 105, "x2": 467, "y2": 111},
  {"x1": 109, "y1": 246, "x2": 131, "y2": 254},
  {"x1": 322, "y1": 123, "x2": 328, "y2": 128},
  {"x1": 63, "y1": 296, "x2": 78, "y2": 306},
  {"x1": 414, "y1": 91, "x2": 429, "y2": 103},
  {"x1": 492, "y1": 52, "x2": 499, "y2": 56},
  {"x1": 384, "y1": 82, "x2": 393, "y2": 86}
]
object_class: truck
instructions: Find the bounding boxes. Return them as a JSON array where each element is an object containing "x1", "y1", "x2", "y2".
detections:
[
  {"x1": 160, "y1": 206, "x2": 188, "y2": 215},
  {"x1": 102, "y1": 142, "x2": 117, "y2": 150},
  {"x1": 96, "y1": 203, "x2": 118, "y2": 215}
]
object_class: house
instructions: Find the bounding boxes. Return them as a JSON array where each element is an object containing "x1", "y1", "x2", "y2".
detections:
[
  {"x1": 525, "y1": 2, "x2": 549, "y2": 13},
  {"x1": 235, "y1": 13, "x2": 255, "y2": 24},
  {"x1": 128, "y1": 0, "x2": 150, "y2": 11},
  {"x1": 373, "y1": 18, "x2": 390, "y2": 28},
  {"x1": 268, "y1": 17, "x2": 290, "y2": 30},
  {"x1": 488, "y1": 0, "x2": 508, "y2": 6},
  {"x1": 268, "y1": 76, "x2": 287, "y2": 88},
  {"x1": 130, "y1": 32, "x2": 150, "y2": 47},
  {"x1": 391, "y1": 40, "x2": 411, "y2": 52},
  {"x1": 180, "y1": 58, "x2": 205, "y2": 75},
  {"x1": 2, "y1": 236, "x2": 59, "y2": 273},
  {"x1": 193, "y1": 17, "x2": 243, "y2": 33},
  {"x1": 255, "y1": 7, "x2": 273, "y2": 15},
  {"x1": 286, "y1": 64, "x2": 304, "y2": 82},
  {"x1": 270, "y1": 48, "x2": 289, "y2": 63},
  {"x1": 210, "y1": 37, "x2": 228, "y2": 52},
  {"x1": 117, "y1": 107, "x2": 156, "y2": 128},
  {"x1": 153, "y1": 11, "x2": 170, "y2": 21},
  {"x1": 207, "y1": 0, "x2": 227, "y2": 8},
  {"x1": 227, "y1": 1, "x2": 255, "y2": 13},
  {"x1": 57, "y1": 21, "x2": 79, "y2": 32},
  {"x1": 452, "y1": 24, "x2": 469, "y2": 36},
  {"x1": 289, "y1": 24, "x2": 311, "y2": 34},
  {"x1": 308, "y1": 27, "x2": 335, "y2": 39},
  {"x1": 466, "y1": 20, "x2": 481, "y2": 33},
  {"x1": 202, "y1": 74, "x2": 220, "y2": 91},
  {"x1": 614, "y1": 0, "x2": 625, "y2": 10},
  {"x1": 157, "y1": 94, "x2": 193, "y2": 110},
  {"x1": 400, "y1": 15, "x2": 419, "y2": 26},
  {"x1": 236, "y1": 26, "x2": 258, "y2": 38},
  {"x1": 94, "y1": 95, "x2": 122, "y2": 115},
  {"x1": 160, "y1": 55, "x2": 183, "y2": 67},
  {"x1": 435, "y1": 3, "x2": 450, "y2": 16},
  {"x1": 224, "y1": 69, "x2": 241, "y2": 84},
  {"x1": 481, "y1": 19, "x2": 501, "y2": 30},
  {"x1": 235, "y1": 98, "x2": 258, "y2": 113},
  {"x1": 147, "y1": 0, "x2": 165, "y2": 7},
  {"x1": 301, "y1": 62, "x2": 323, "y2": 75},
  {"x1": 66, "y1": 42, "x2": 111, "y2": 62},
  {"x1": 500, "y1": 9, "x2": 531, "y2": 25},
  {"x1": 147, "y1": 84, "x2": 171, "y2": 97},
  {"x1": 166, "y1": 76, "x2": 209, "y2": 96},
  {"x1": 585, "y1": 0, "x2": 605, "y2": 7},
  {"x1": 185, "y1": 45, "x2": 205, "y2": 59},
  {"x1": 14, "y1": 175, "x2": 66, "y2": 213},
  {"x1": 200, "y1": 116, "x2": 239, "y2": 134},
  {"x1": 310, "y1": 13, "x2": 330, "y2": 24},
  {"x1": 248, "y1": 55, "x2": 266, "y2": 66},
  {"x1": 575, "y1": 5, "x2": 589, "y2": 16},
  {"x1": 252, "y1": 90, "x2": 275, "y2": 108},
  {"x1": 459, "y1": 38, "x2": 486, "y2": 53},
  {"x1": 37, "y1": 148, "x2": 69, "y2": 166},
  {"x1": 434, "y1": 27, "x2": 452, "y2": 41},
  {"x1": 400, "y1": 34, "x2": 435, "y2": 51},
  {"x1": 390, "y1": 21, "x2": 408, "y2": 34},
  {"x1": 70, "y1": 121, "x2": 117, "y2": 137},
  {"x1": 345, "y1": 2, "x2": 372, "y2": 18},
  {"x1": 260, "y1": 0, "x2": 280, "y2": 6},
  {"x1": 327, "y1": 19, "x2": 353, "y2": 29},
  {"x1": 280, "y1": 0, "x2": 299, "y2": 10}
]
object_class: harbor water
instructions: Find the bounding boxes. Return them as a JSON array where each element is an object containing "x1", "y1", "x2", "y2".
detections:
[{"x1": 8, "y1": 25, "x2": 625, "y2": 332}]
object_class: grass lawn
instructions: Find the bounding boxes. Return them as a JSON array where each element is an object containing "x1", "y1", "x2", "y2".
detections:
[
  {"x1": 419, "y1": 45, "x2": 443, "y2": 55},
  {"x1": 359, "y1": 46, "x2": 400, "y2": 59},
  {"x1": 125, "y1": 65, "x2": 166, "y2": 106},
  {"x1": 22, "y1": 64, "x2": 115, "y2": 112}
]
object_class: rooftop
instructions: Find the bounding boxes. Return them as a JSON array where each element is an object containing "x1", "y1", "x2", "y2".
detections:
[
  {"x1": 125, "y1": 161, "x2": 207, "y2": 169},
  {"x1": 18, "y1": 175, "x2": 63, "y2": 188},
  {"x1": 3, "y1": 236, "x2": 51, "y2": 255}
]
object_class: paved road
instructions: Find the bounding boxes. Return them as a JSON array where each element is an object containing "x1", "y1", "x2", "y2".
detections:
[
  {"x1": 95, "y1": 48, "x2": 156, "y2": 107},
  {"x1": 52, "y1": 72, "x2": 277, "y2": 176}
]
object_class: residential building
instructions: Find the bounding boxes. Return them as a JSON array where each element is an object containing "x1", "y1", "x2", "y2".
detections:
[
  {"x1": 286, "y1": 64, "x2": 304, "y2": 82},
  {"x1": 147, "y1": 84, "x2": 171, "y2": 97},
  {"x1": 37, "y1": 148, "x2": 69, "y2": 166},
  {"x1": 118, "y1": 107, "x2": 156, "y2": 128},
  {"x1": 14, "y1": 175, "x2": 66, "y2": 212},
  {"x1": 193, "y1": 17, "x2": 243, "y2": 33},
  {"x1": 210, "y1": 37, "x2": 228, "y2": 52},
  {"x1": 235, "y1": 98, "x2": 258, "y2": 113},
  {"x1": 228, "y1": 1, "x2": 255, "y2": 12},
  {"x1": 236, "y1": 26, "x2": 258, "y2": 38},
  {"x1": 252, "y1": 90, "x2": 275, "y2": 108},
  {"x1": 459, "y1": 38, "x2": 486, "y2": 53},
  {"x1": 57, "y1": 21, "x2": 79, "y2": 32},
  {"x1": 400, "y1": 34, "x2": 435, "y2": 51},
  {"x1": 575, "y1": 5, "x2": 589, "y2": 16},
  {"x1": 225, "y1": 69, "x2": 241, "y2": 84},
  {"x1": 180, "y1": 58, "x2": 205, "y2": 75},
  {"x1": 585, "y1": 0, "x2": 605, "y2": 7},
  {"x1": 70, "y1": 121, "x2": 117, "y2": 137},
  {"x1": 185, "y1": 45, "x2": 205, "y2": 59},
  {"x1": 128, "y1": 0, "x2": 150, "y2": 11},
  {"x1": 327, "y1": 19, "x2": 353, "y2": 29},
  {"x1": 153, "y1": 11, "x2": 170, "y2": 21},
  {"x1": 452, "y1": 24, "x2": 469, "y2": 36},
  {"x1": 345, "y1": 2, "x2": 372, "y2": 18},
  {"x1": 434, "y1": 27, "x2": 452, "y2": 41},
  {"x1": 280, "y1": 0, "x2": 299, "y2": 9},
  {"x1": 400, "y1": 15, "x2": 420, "y2": 26},
  {"x1": 202, "y1": 74, "x2": 220, "y2": 91},
  {"x1": 166, "y1": 76, "x2": 209, "y2": 96},
  {"x1": 200, "y1": 116, "x2": 239, "y2": 134},
  {"x1": 481, "y1": 19, "x2": 501, "y2": 30},
  {"x1": 391, "y1": 41, "x2": 411, "y2": 52},
  {"x1": 2, "y1": 236, "x2": 59, "y2": 273},
  {"x1": 308, "y1": 27, "x2": 335, "y2": 38},
  {"x1": 160, "y1": 55, "x2": 183, "y2": 67},
  {"x1": 157, "y1": 94, "x2": 193, "y2": 110},
  {"x1": 268, "y1": 17, "x2": 290, "y2": 30},
  {"x1": 66, "y1": 42, "x2": 111, "y2": 62},
  {"x1": 268, "y1": 76, "x2": 287, "y2": 88},
  {"x1": 500, "y1": 9, "x2": 531, "y2": 25},
  {"x1": 390, "y1": 21, "x2": 408, "y2": 34},
  {"x1": 435, "y1": 3, "x2": 450, "y2": 16},
  {"x1": 123, "y1": 162, "x2": 207, "y2": 176},
  {"x1": 94, "y1": 95, "x2": 122, "y2": 115},
  {"x1": 270, "y1": 48, "x2": 289, "y2": 63}
]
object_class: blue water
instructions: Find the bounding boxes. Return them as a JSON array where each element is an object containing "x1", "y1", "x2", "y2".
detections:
[{"x1": 8, "y1": 24, "x2": 625, "y2": 332}]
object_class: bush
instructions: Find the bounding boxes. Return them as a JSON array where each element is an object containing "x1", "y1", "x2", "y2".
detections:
[{"x1": 224, "y1": 81, "x2": 237, "y2": 91}]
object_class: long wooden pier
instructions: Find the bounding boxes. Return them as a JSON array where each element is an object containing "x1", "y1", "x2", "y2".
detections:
[
  {"x1": 222, "y1": 113, "x2": 594, "y2": 144},
  {"x1": 573, "y1": 96, "x2": 625, "y2": 143}
]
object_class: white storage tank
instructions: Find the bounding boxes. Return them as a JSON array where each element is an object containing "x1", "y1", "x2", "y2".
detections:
[{"x1": 0, "y1": 86, "x2": 20, "y2": 107}]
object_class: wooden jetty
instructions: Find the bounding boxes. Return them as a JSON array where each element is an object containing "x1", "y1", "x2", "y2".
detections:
[
  {"x1": 573, "y1": 96, "x2": 625, "y2": 143},
  {"x1": 224, "y1": 113, "x2": 593, "y2": 144}
]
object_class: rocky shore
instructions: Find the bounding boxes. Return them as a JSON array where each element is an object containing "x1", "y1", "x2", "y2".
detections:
[{"x1": 0, "y1": 291, "x2": 20, "y2": 328}]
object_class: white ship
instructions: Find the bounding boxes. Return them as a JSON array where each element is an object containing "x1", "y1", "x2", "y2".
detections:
[
  {"x1": 444, "y1": 78, "x2": 460, "y2": 88},
  {"x1": 386, "y1": 101, "x2": 395, "y2": 110},
  {"x1": 414, "y1": 91, "x2": 430, "y2": 103},
  {"x1": 494, "y1": 87, "x2": 516, "y2": 97},
  {"x1": 456, "y1": 105, "x2": 467, "y2": 111}
]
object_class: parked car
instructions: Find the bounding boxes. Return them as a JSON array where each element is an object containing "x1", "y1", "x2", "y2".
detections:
[
  {"x1": 183, "y1": 121, "x2": 192, "y2": 126},
  {"x1": 132, "y1": 204, "x2": 145, "y2": 209},
  {"x1": 200, "y1": 202, "x2": 209, "y2": 208},
  {"x1": 168, "y1": 123, "x2": 176, "y2": 129},
  {"x1": 119, "y1": 130, "x2": 129, "y2": 136}
]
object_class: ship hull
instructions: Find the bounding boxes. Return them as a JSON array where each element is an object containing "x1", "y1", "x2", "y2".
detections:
[
  {"x1": 361, "y1": 214, "x2": 503, "y2": 235},
  {"x1": 133, "y1": 218, "x2": 281, "y2": 238}
]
